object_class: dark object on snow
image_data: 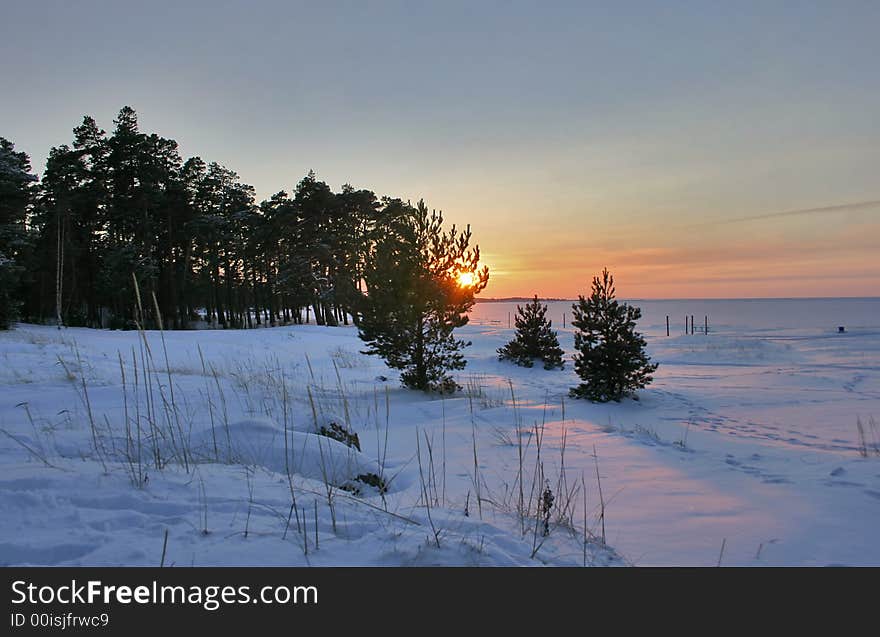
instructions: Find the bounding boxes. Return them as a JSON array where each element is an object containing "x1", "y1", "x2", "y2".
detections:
[
  {"x1": 354, "y1": 472, "x2": 387, "y2": 493},
  {"x1": 540, "y1": 482, "x2": 555, "y2": 537},
  {"x1": 340, "y1": 472, "x2": 388, "y2": 496},
  {"x1": 318, "y1": 422, "x2": 361, "y2": 451},
  {"x1": 375, "y1": 375, "x2": 388, "y2": 382},
  {"x1": 838, "y1": 326, "x2": 846, "y2": 333},
  {"x1": 497, "y1": 295, "x2": 565, "y2": 370}
]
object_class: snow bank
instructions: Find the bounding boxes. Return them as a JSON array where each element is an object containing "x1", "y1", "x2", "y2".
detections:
[
  {"x1": 649, "y1": 335, "x2": 801, "y2": 366},
  {"x1": 2, "y1": 300, "x2": 879, "y2": 566},
  {"x1": 189, "y1": 418, "x2": 383, "y2": 489}
]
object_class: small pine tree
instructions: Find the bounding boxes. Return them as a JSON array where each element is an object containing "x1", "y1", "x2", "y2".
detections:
[
  {"x1": 356, "y1": 200, "x2": 488, "y2": 393},
  {"x1": 497, "y1": 295, "x2": 564, "y2": 369},
  {"x1": 569, "y1": 268, "x2": 657, "y2": 402}
]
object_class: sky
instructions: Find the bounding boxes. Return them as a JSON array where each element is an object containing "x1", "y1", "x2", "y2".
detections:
[{"x1": 2, "y1": 0, "x2": 879, "y2": 299}]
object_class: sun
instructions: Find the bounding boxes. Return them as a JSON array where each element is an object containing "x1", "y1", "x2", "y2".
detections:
[{"x1": 457, "y1": 271, "x2": 476, "y2": 287}]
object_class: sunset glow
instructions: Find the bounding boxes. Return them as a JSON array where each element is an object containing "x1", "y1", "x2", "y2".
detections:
[
  {"x1": 3, "y1": 2, "x2": 878, "y2": 300},
  {"x1": 457, "y1": 271, "x2": 476, "y2": 288}
]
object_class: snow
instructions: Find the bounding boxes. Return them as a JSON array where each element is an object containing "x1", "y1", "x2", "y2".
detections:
[{"x1": 1, "y1": 297, "x2": 879, "y2": 566}]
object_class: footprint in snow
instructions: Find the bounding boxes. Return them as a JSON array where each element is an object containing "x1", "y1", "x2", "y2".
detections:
[{"x1": 824, "y1": 480, "x2": 865, "y2": 488}]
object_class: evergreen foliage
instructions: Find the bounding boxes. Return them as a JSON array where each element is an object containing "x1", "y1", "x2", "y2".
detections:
[
  {"x1": 2, "y1": 107, "x2": 487, "y2": 334},
  {"x1": 355, "y1": 200, "x2": 489, "y2": 392},
  {"x1": 569, "y1": 268, "x2": 657, "y2": 402},
  {"x1": 497, "y1": 295, "x2": 564, "y2": 369},
  {"x1": 0, "y1": 137, "x2": 36, "y2": 328},
  {"x1": 0, "y1": 252, "x2": 22, "y2": 329}
]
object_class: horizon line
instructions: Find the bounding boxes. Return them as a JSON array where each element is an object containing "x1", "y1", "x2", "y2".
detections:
[{"x1": 476, "y1": 295, "x2": 880, "y2": 302}]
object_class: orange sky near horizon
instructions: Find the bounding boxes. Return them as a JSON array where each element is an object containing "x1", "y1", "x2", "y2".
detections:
[
  {"x1": 469, "y1": 204, "x2": 880, "y2": 299},
  {"x1": 5, "y1": 4, "x2": 879, "y2": 301}
]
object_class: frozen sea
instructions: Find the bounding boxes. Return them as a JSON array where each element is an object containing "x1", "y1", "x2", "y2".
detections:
[{"x1": 471, "y1": 297, "x2": 880, "y2": 336}]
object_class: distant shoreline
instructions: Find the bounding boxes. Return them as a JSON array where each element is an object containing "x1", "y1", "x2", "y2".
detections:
[
  {"x1": 475, "y1": 296, "x2": 880, "y2": 303},
  {"x1": 475, "y1": 297, "x2": 573, "y2": 303}
]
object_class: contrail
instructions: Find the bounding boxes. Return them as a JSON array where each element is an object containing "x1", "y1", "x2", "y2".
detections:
[{"x1": 695, "y1": 199, "x2": 880, "y2": 227}]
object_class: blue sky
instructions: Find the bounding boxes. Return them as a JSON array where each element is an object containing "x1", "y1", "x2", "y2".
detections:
[{"x1": 3, "y1": 1, "x2": 879, "y2": 297}]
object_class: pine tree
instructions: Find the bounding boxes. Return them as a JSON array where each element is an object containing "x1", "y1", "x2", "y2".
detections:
[
  {"x1": 356, "y1": 199, "x2": 488, "y2": 393},
  {"x1": 569, "y1": 268, "x2": 657, "y2": 402},
  {"x1": 0, "y1": 137, "x2": 37, "y2": 329},
  {"x1": 0, "y1": 251, "x2": 23, "y2": 329},
  {"x1": 8, "y1": 107, "x2": 495, "y2": 333},
  {"x1": 497, "y1": 295, "x2": 564, "y2": 369}
]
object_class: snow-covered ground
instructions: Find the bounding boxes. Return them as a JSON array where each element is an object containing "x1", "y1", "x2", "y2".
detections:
[{"x1": 2, "y1": 298, "x2": 879, "y2": 566}]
